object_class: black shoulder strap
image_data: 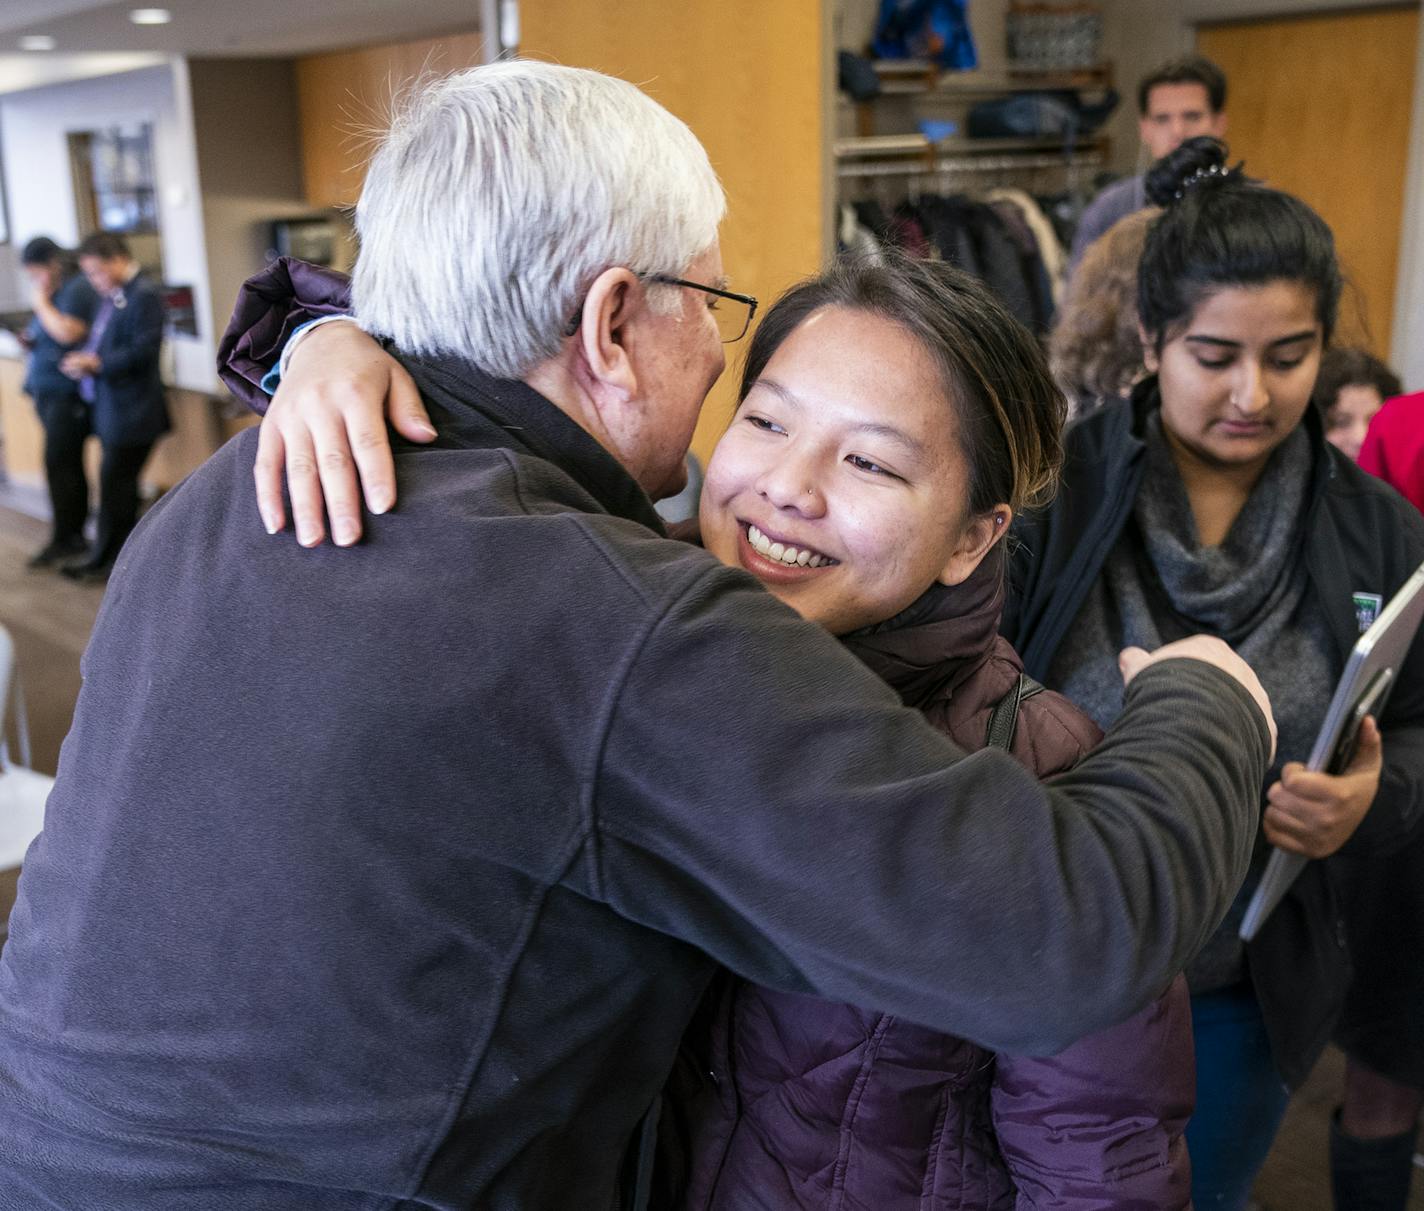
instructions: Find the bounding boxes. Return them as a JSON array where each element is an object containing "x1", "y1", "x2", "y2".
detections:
[{"x1": 985, "y1": 674, "x2": 1044, "y2": 752}]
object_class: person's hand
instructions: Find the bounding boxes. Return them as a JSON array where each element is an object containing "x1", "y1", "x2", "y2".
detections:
[
  {"x1": 1120, "y1": 636, "x2": 1278, "y2": 763},
  {"x1": 253, "y1": 320, "x2": 435, "y2": 546},
  {"x1": 1263, "y1": 717, "x2": 1383, "y2": 858},
  {"x1": 59, "y1": 351, "x2": 99, "y2": 378},
  {"x1": 29, "y1": 281, "x2": 52, "y2": 312}
]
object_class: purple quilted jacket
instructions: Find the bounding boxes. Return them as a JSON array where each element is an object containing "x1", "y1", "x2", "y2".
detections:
[{"x1": 673, "y1": 550, "x2": 1194, "y2": 1210}]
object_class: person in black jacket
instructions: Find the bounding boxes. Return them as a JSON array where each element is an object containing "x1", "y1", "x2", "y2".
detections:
[
  {"x1": 18, "y1": 236, "x2": 98, "y2": 567},
  {"x1": 57, "y1": 230, "x2": 169, "y2": 580},
  {"x1": 1004, "y1": 137, "x2": 1424, "y2": 1211}
]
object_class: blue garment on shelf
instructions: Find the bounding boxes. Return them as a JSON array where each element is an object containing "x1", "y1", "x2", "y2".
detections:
[{"x1": 871, "y1": 0, "x2": 977, "y2": 71}]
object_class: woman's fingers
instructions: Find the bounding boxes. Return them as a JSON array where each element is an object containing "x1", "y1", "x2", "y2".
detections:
[
  {"x1": 345, "y1": 362, "x2": 433, "y2": 518},
  {"x1": 388, "y1": 362, "x2": 436, "y2": 445},
  {"x1": 280, "y1": 417, "x2": 328, "y2": 548},
  {"x1": 309, "y1": 405, "x2": 366, "y2": 547},
  {"x1": 1262, "y1": 808, "x2": 1318, "y2": 857},
  {"x1": 253, "y1": 417, "x2": 288, "y2": 535}
]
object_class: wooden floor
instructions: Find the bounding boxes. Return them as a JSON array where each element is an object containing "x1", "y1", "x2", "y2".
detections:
[{"x1": 0, "y1": 500, "x2": 1417, "y2": 1208}]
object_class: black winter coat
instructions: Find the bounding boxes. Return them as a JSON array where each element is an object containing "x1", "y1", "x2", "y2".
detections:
[{"x1": 1004, "y1": 381, "x2": 1424, "y2": 1087}]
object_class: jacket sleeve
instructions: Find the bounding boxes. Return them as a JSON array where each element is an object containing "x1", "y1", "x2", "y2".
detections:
[
  {"x1": 990, "y1": 975, "x2": 1194, "y2": 1209},
  {"x1": 100, "y1": 286, "x2": 164, "y2": 379},
  {"x1": 590, "y1": 562, "x2": 1271, "y2": 1056},
  {"x1": 216, "y1": 257, "x2": 353, "y2": 415}
]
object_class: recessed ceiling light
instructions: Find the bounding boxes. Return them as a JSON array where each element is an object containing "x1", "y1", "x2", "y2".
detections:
[
  {"x1": 18, "y1": 34, "x2": 56, "y2": 50},
  {"x1": 129, "y1": 8, "x2": 172, "y2": 24}
]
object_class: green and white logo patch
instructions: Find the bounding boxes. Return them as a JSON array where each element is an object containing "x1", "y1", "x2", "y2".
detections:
[{"x1": 1353, "y1": 592, "x2": 1384, "y2": 634}]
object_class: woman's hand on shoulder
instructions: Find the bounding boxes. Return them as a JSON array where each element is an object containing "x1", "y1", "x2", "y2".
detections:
[
  {"x1": 1263, "y1": 717, "x2": 1384, "y2": 859},
  {"x1": 254, "y1": 320, "x2": 435, "y2": 546}
]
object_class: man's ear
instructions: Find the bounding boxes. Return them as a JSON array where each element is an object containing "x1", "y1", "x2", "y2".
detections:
[
  {"x1": 1210, "y1": 111, "x2": 1228, "y2": 139},
  {"x1": 573, "y1": 267, "x2": 642, "y2": 402},
  {"x1": 1139, "y1": 322, "x2": 1160, "y2": 374},
  {"x1": 937, "y1": 506, "x2": 1013, "y2": 587}
]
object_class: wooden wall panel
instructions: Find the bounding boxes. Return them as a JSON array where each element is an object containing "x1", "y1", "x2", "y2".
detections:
[
  {"x1": 0, "y1": 358, "x2": 247, "y2": 502},
  {"x1": 296, "y1": 31, "x2": 489, "y2": 209},
  {"x1": 1197, "y1": 8, "x2": 1420, "y2": 356},
  {"x1": 520, "y1": 2, "x2": 830, "y2": 465},
  {"x1": 0, "y1": 356, "x2": 43, "y2": 492}
]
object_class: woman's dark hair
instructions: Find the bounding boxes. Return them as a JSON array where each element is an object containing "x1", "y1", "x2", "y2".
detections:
[
  {"x1": 738, "y1": 254, "x2": 1065, "y2": 515},
  {"x1": 1311, "y1": 347, "x2": 1403, "y2": 415},
  {"x1": 1138, "y1": 136, "x2": 1342, "y2": 350}
]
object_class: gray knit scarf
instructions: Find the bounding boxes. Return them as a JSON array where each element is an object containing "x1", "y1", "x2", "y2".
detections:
[{"x1": 1050, "y1": 414, "x2": 1337, "y2": 990}]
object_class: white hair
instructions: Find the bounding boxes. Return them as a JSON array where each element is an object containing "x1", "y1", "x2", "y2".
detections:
[{"x1": 352, "y1": 60, "x2": 727, "y2": 379}]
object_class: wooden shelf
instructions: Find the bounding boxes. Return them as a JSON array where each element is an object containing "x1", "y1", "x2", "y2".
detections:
[
  {"x1": 863, "y1": 59, "x2": 1114, "y2": 98},
  {"x1": 834, "y1": 133, "x2": 1109, "y2": 160}
]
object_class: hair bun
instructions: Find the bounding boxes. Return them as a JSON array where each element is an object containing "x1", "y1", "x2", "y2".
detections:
[{"x1": 1144, "y1": 136, "x2": 1239, "y2": 207}]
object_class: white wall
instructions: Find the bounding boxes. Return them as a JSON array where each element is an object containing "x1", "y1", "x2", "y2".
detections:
[
  {"x1": 1394, "y1": 13, "x2": 1424, "y2": 388},
  {"x1": 187, "y1": 58, "x2": 314, "y2": 355},
  {"x1": 0, "y1": 60, "x2": 217, "y2": 392}
]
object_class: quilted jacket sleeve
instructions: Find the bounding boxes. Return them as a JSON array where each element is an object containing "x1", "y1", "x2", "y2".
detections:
[
  {"x1": 216, "y1": 257, "x2": 353, "y2": 414},
  {"x1": 990, "y1": 975, "x2": 1194, "y2": 1210}
]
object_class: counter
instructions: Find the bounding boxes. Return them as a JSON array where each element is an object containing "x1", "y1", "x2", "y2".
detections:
[{"x1": 0, "y1": 352, "x2": 256, "y2": 505}]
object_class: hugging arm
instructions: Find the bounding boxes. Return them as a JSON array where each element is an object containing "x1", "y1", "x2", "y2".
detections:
[
  {"x1": 591, "y1": 565, "x2": 1274, "y2": 1055},
  {"x1": 217, "y1": 258, "x2": 433, "y2": 545}
]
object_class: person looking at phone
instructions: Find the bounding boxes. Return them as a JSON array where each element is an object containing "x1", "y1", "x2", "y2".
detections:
[{"x1": 1005, "y1": 136, "x2": 1424, "y2": 1211}]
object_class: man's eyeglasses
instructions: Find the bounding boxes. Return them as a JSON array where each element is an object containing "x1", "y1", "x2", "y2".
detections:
[
  {"x1": 563, "y1": 274, "x2": 759, "y2": 344},
  {"x1": 645, "y1": 274, "x2": 759, "y2": 344}
]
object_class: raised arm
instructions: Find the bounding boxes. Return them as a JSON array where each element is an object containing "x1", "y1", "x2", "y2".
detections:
[
  {"x1": 30, "y1": 279, "x2": 89, "y2": 346},
  {"x1": 594, "y1": 561, "x2": 1275, "y2": 1055},
  {"x1": 216, "y1": 258, "x2": 433, "y2": 546}
]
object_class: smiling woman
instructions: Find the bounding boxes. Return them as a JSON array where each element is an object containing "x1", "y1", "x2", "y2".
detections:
[
  {"x1": 700, "y1": 258, "x2": 1062, "y2": 636},
  {"x1": 676, "y1": 254, "x2": 1202, "y2": 1211}
]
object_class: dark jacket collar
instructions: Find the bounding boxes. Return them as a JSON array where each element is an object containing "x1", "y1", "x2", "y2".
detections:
[
  {"x1": 842, "y1": 544, "x2": 1007, "y2": 704},
  {"x1": 396, "y1": 350, "x2": 667, "y2": 535}
]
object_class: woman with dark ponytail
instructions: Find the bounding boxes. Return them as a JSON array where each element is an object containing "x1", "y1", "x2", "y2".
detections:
[{"x1": 1006, "y1": 137, "x2": 1424, "y2": 1210}]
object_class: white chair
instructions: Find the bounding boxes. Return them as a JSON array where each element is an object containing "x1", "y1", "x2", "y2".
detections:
[{"x1": 0, "y1": 623, "x2": 54, "y2": 874}]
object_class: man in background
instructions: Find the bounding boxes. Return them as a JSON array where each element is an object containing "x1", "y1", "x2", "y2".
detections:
[
  {"x1": 58, "y1": 231, "x2": 169, "y2": 580},
  {"x1": 1069, "y1": 54, "x2": 1228, "y2": 271}
]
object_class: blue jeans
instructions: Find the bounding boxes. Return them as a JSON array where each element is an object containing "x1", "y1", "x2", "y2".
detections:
[{"x1": 1186, "y1": 984, "x2": 1292, "y2": 1211}]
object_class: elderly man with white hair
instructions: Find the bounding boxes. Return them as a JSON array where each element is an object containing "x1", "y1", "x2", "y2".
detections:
[{"x1": 0, "y1": 61, "x2": 1274, "y2": 1209}]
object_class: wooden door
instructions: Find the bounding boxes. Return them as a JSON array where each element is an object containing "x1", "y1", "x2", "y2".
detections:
[
  {"x1": 296, "y1": 31, "x2": 490, "y2": 209},
  {"x1": 1197, "y1": 8, "x2": 1419, "y2": 356}
]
